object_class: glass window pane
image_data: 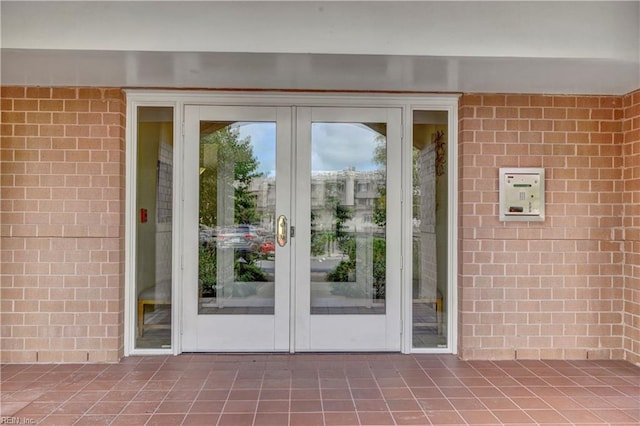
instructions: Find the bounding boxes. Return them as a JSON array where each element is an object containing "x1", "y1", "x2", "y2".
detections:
[
  {"x1": 310, "y1": 122, "x2": 387, "y2": 315},
  {"x1": 412, "y1": 111, "x2": 448, "y2": 348},
  {"x1": 136, "y1": 106, "x2": 173, "y2": 349},
  {"x1": 198, "y1": 122, "x2": 276, "y2": 314}
]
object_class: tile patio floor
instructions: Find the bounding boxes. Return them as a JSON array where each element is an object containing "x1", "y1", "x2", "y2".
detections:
[{"x1": 1, "y1": 354, "x2": 638, "y2": 425}]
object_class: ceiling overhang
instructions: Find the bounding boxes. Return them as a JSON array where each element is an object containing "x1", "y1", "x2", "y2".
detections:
[{"x1": 2, "y1": 1, "x2": 639, "y2": 95}]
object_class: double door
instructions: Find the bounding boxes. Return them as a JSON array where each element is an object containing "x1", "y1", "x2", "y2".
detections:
[{"x1": 182, "y1": 105, "x2": 401, "y2": 352}]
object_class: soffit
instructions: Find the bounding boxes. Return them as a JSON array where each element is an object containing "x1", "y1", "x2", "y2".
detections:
[{"x1": 2, "y1": 1, "x2": 639, "y2": 94}]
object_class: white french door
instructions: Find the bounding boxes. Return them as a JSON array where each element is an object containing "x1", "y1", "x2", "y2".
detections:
[{"x1": 181, "y1": 105, "x2": 401, "y2": 352}]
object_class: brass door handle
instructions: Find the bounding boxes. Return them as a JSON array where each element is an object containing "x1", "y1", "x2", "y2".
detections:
[{"x1": 277, "y1": 215, "x2": 288, "y2": 247}]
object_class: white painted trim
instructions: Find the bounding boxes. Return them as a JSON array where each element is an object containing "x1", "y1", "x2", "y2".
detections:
[
  {"x1": 124, "y1": 90, "x2": 460, "y2": 356},
  {"x1": 403, "y1": 100, "x2": 459, "y2": 354},
  {"x1": 124, "y1": 98, "x2": 180, "y2": 357}
]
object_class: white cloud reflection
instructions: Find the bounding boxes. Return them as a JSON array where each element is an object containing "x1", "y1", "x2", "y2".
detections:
[{"x1": 237, "y1": 122, "x2": 383, "y2": 177}]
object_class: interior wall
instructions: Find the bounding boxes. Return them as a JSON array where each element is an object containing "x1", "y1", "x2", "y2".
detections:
[
  {"x1": 136, "y1": 123, "x2": 160, "y2": 293},
  {"x1": 0, "y1": 87, "x2": 126, "y2": 362},
  {"x1": 458, "y1": 93, "x2": 626, "y2": 360},
  {"x1": 623, "y1": 89, "x2": 640, "y2": 364}
]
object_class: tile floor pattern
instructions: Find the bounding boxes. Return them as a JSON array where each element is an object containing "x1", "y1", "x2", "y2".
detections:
[{"x1": 1, "y1": 354, "x2": 638, "y2": 425}]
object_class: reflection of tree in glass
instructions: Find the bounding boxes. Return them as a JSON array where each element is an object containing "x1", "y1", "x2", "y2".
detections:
[
  {"x1": 198, "y1": 125, "x2": 265, "y2": 295},
  {"x1": 199, "y1": 125, "x2": 262, "y2": 226},
  {"x1": 372, "y1": 134, "x2": 387, "y2": 227},
  {"x1": 327, "y1": 133, "x2": 387, "y2": 299}
]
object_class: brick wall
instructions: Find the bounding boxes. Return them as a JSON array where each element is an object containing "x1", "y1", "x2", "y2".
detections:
[
  {"x1": 623, "y1": 89, "x2": 640, "y2": 364},
  {"x1": 1, "y1": 87, "x2": 638, "y2": 363},
  {"x1": 458, "y1": 94, "x2": 626, "y2": 360},
  {"x1": 0, "y1": 87, "x2": 125, "y2": 362}
]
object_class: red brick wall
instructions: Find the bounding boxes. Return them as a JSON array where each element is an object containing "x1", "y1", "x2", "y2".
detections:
[
  {"x1": 458, "y1": 94, "x2": 626, "y2": 360},
  {"x1": 1, "y1": 87, "x2": 638, "y2": 363},
  {"x1": 0, "y1": 87, "x2": 125, "y2": 362},
  {"x1": 623, "y1": 89, "x2": 640, "y2": 364}
]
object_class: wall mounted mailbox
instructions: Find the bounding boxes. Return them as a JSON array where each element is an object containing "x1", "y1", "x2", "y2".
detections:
[{"x1": 499, "y1": 168, "x2": 545, "y2": 222}]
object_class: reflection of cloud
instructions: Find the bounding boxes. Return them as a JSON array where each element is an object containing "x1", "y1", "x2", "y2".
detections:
[
  {"x1": 312, "y1": 123, "x2": 381, "y2": 172},
  {"x1": 235, "y1": 122, "x2": 383, "y2": 176},
  {"x1": 236, "y1": 122, "x2": 276, "y2": 176}
]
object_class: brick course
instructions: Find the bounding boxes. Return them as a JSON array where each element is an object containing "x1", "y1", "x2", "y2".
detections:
[
  {"x1": 1, "y1": 87, "x2": 639, "y2": 363},
  {"x1": 623, "y1": 89, "x2": 640, "y2": 365},
  {"x1": 1, "y1": 87, "x2": 125, "y2": 362},
  {"x1": 458, "y1": 94, "x2": 633, "y2": 360}
]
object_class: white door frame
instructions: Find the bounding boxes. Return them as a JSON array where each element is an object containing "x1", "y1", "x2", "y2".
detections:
[
  {"x1": 123, "y1": 90, "x2": 459, "y2": 356},
  {"x1": 293, "y1": 106, "x2": 402, "y2": 352},
  {"x1": 182, "y1": 105, "x2": 293, "y2": 352}
]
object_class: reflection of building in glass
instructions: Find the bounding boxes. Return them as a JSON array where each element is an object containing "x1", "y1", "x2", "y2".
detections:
[{"x1": 249, "y1": 167, "x2": 385, "y2": 233}]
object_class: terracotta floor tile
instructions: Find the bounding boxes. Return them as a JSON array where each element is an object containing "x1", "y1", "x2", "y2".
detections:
[
  {"x1": 424, "y1": 410, "x2": 466, "y2": 425},
  {"x1": 526, "y1": 408, "x2": 572, "y2": 423},
  {"x1": 490, "y1": 409, "x2": 536, "y2": 423},
  {"x1": 351, "y1": 387, "x2": 384, "y2": 399},
  {"x1": 380, "y1": 387, "x2": 414, "y2": 399},
  {"x1": 357, "y1": 410, "x2": 395, "y2": 425},
  {"x1": 182, "y1": 413, "x2": 220, "y2": 425},
  {"x1": 417, "y1": 397, "x2": 455, "y2": 411},
  {"x1": 323, "y1": 399, "x2": 356, "y2": 412},
  {"x1": 38, "y1": 414, "x2": 83, "y2": 425},
  {"x1": 51, "y1": 401, "x2": 95, "y2": 415},
  {"x1": 290, "y1": 412, "x2": 324, "y2": 426},
  {"x1": 291, "y1": 388, "x2": 321, "y2": 400},
  {"x1": 290, "y1": 399, "x2": 322, "y2": 412},
  {"x1": 120, "y1": 401, "x2": 160, "y2": 415},
  {"x1": 86, "y1": 400, "x2": 127, "y2": 416},
  {"x1": 109, "y1": 414, "x2": 152, "y2": 426},
  {"x1": 155, "y1": 400, "x2": 193, "y2": 414},
  {"x1": 322, "y1": 388, "x2": 352, "y2": 400},
  {"x1": 457, "y1": 409, "x2": 501, "y2": 425},
  {"x1": 254, "y1": 412, "x2": 289, "y2": 426},
  {"x1": 0, "y1": 354, "x2": 638, "y2": 426},
  {"x1": 411, "y1": 387, "x2": 445, "y2": 399},
  {"x1": 259, "y1": 389, "x2": 290, "y2": 400},
  {"x1": 145, "y1": 413, "x2": 187, "y2": 425},
  {"x1": 439, "y1": 386, "x2": 475, "y2": 398},
  {"x1": 392, "y1": 410, "x2": 430, "y2": 425},
  {"x1": 385, "y1": 398, "x2": 421, "y2": 411},
  {"x1": 593, "y1": 408, "x2": 640, "y2": 423},
  {"x1": 354, "y1": 399, "x2": 388, "y2": 411},
  {"x1": 217, "y1": 413, "x2": 254, "y2": 426},
  {"x1": 256, "y1": 400, "x2": 289, "y2": 413},
  {"x1": 447, "y1": 397, "x2": 486, "y2": 411},
  {"x1": 223, "y1": 400, "x2": 258, "y2": 413},
  {"x1": 324, "y1": 411, "x2": 360, "y2": 426},
  {"x1": 228, "y1": 389, "x2": 260, "y2": 400}
]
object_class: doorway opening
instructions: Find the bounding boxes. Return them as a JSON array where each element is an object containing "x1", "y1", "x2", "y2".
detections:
[{"x1": 125, "y1": 92, "x2": 458, "y2": 356}]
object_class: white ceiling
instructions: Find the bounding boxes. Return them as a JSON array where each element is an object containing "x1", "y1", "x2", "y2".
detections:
[{"x1": 2, "y1": 1, "x2": 639, "y2": 95}]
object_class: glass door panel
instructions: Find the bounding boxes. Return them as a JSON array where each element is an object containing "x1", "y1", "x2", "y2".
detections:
[
  {"x1": 411, "y1": 111, "x2": 449, "y2": 349},
  {"x1": 295, "y1": 107, "x2": 402, "y2": 351},
  {"x1": 309, "y1": 123, "x2": 387, "y2": 315},
  {"x1": 182, "y1": 106, "x2": 291, "y2": 352},
  {"x1": 198, "y1": 122, "x2": 276, "y2": 315},
  {"x1": 135, "y1": 106, "x2": 173, "y2": 349},
  {"x1": 184, "y1": 105, "x2": 402, "y2": 352}
]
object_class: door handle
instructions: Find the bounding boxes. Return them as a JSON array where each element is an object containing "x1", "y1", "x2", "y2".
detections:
[{"x1": 277, "y1": 215, "x2": 288, "y2": 247}]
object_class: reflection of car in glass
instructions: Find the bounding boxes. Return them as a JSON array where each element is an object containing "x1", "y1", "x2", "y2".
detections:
[
  {"x1": 199, "y1": 225, "x2": 217, "y2": 247},
  {"x1": 217, "y1": 225, "x2": 260, "y2": 250},
  {"x1": 260, "y1": 240, "x2": 275, "y2": 255}
]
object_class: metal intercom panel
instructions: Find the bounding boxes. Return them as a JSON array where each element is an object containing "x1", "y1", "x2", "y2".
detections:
[{"x1": 499, "y1": 168, "x2": 545, "y2": 222}]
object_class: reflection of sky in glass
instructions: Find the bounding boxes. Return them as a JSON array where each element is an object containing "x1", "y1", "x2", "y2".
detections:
[
  {"x1": 312, "y1": 123, "x2": 382, "y2": 172},
  {"x1": 235, "y1": 122, "x2": 384, "y2": 176},
  {"x1": 236, "y1": 122, "x2": 276, "y2": 176}
]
